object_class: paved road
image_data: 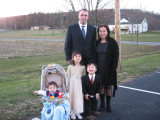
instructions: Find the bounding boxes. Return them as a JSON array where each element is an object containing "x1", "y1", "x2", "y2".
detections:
[
  {"x1": 95, "y1": 69, "x2": 160, "y2": 120},
  {"x1": 121, "y1": 41, "x2": 160, "y2": 46},
  {"x1": 0, "y1": 38, "x2": 65, "y2": 42},
  {"x1": 30, "y1": 69, "x2": 160, "y2": 120},
  {"x1": 1, "y1": 38, "x2": 160, "y2": 46}
]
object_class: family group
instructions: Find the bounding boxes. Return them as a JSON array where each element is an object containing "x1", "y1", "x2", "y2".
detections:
[{"x1": 34, "y1": 9, "x2": 119, "y2": 120}]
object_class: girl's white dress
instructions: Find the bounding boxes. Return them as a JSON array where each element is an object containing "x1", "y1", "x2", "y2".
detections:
[{"x1": 67, "y1": 65, "x2": 86, "y2": 114}]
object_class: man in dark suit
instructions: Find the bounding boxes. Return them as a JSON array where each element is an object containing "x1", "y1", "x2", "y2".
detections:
[
  {"x1": 64, "y1": 9, "x2": 96, "y2": 66},
  {"x1": 82, "y1": 63, "x2": 101, "y2": 120}
]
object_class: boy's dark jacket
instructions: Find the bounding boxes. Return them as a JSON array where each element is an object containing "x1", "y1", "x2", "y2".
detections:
[{"x1": 82, "y1": 74, "x2": 101, "y2": 96}]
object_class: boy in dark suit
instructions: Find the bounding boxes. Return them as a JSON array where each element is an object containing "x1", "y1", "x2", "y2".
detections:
[{"x1": 82, "y1": 63, "x2": 101, "y2": 120}]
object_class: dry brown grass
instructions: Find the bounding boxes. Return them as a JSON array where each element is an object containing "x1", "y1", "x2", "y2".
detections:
[
  {"x1": 121, "y1": 44, "x2": 160, "y2": 59},
  {"x1": 1, "y1": 39, "x2": 160, "y2": 59},
  {"x1": 0, "y1": 40, "x2": 64, "y2": 59},
  {"x1": 0, "y1": 29, "x2": 66, "y2": 39}
]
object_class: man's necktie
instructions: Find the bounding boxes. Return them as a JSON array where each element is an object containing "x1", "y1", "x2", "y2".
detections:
[
  {"x1": 91, "y1": 76, "x2": 94, "y2": 85},
  {"x1": 81, "y1": 26, "x2": 85, "y2": 38}
]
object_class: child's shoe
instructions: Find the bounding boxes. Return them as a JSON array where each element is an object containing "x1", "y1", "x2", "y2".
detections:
[
  {"x1": 76, "y1": 113, "x2": 83, "y2": 119},
  {"x1": 92, "y1": 111, "x2": 101, "y2": 116},
  {"x1": 71, "y1": 114, "x2": 76, "y2": 120},
  {"x1": 86, "y1": 115, "x2": 95, "y2": 120}
]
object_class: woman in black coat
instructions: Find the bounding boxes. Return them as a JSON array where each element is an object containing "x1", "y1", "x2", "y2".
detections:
[{"x1": 96, "y1": 24, "x2": 119, "y2": 112}]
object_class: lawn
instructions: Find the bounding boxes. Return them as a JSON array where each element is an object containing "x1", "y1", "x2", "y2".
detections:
[
  {"x1": 0, "y1": 53, "x2": 160, "y2": 120},
  {"x1": 119, "y1": 31, "x2": 160, "y2": 42},
  {"x1": 0, "y1": 29, "x2": 66, "y2": 39},
  {"x1": 0, "y1": 40, "x2": 64, "y2": 59},
  {"x1": 0, "y1": 40, "x2": 160, "y2": 59},
  {"x1": 0, "y1": 30, "x2": 160, "y2": 120},
  {"x1": 0, "y1": 54, "x2": 67, "y2": 120},
  {"x1": 0, "y1": 29, "x2": 160, "y2": 42}
]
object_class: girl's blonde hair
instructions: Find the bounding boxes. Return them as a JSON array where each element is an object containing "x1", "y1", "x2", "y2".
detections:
[{"x1": 71, "y1": 50, "x2": 83, "y2": 66}]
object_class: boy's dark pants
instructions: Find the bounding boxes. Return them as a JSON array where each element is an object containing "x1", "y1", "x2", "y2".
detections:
[{"x1": 84, "y1": 96, "x2": 97, "y2": 116}]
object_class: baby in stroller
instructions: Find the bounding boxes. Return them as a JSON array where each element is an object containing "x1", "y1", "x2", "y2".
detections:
[{"x1": 34, "y1": 64, "x2": 71, "y2": 120}]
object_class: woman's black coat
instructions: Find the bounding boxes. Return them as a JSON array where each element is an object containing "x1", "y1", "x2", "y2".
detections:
[{"x1": 96, "y1": 37, "x2": 119, "y2": 96}]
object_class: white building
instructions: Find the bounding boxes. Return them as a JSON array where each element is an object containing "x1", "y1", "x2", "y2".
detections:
[{"x1": 109, "y1": 18, "x2": 148, "y2": 34}]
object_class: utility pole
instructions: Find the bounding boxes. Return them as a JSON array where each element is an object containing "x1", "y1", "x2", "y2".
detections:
[{"x1": 115, "y1": 0, "x2": 121, "y2": 72}]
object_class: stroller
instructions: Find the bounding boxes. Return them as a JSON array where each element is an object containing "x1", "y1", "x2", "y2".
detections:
[{"x1": 40, "y1": 64, "x2": 70, "y2": 120}]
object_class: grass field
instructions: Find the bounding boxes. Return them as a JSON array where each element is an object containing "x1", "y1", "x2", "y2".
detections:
[
  {"x1": 0, "y1": 29, "x2": 66, "y2": 39},
  {"x1": 0, "y1": 40, "x2": 64, "y2": 59},
  {"x1": 0, "y1": 53, "x2": 160, "y2": 120},
  {"x1": 120, "y1": 31, "x2": 160, "y2": 42},
  {"x1": 0, "y1": 40, "x2": 159, "y2": 59},
  {"x1": 0, "y1": 30, "x2": 160, "y2": 120},
  {"x1": 0, "y1": 29, "x2": 160, "y2": 42}
]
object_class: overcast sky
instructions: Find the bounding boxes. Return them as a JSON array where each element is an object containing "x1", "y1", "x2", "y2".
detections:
[{"x1": 0, "y1": 0, "x2": 159, "y2": 18}]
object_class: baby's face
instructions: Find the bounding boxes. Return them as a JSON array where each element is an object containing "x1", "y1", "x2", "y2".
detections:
[{"x1": 48, "y1": 85, "x2": 57, "y2": 93}]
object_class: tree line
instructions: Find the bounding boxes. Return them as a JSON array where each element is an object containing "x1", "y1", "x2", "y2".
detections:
[{"x1": 0, "y1": 9, "x2": 160, "y2": 31}]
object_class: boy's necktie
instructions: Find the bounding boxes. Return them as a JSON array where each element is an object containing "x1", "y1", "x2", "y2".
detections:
[
  {"x1": 81, "y1": 26, "x2": 85, "y2": 38},
  {"x1": 91, "y1": 76, "x2": 94, "y2": 85}
]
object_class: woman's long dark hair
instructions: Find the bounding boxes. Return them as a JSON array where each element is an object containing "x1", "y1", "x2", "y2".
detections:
[{"x1": 97, "y1": 24, "x2": 111, "y2": 43}]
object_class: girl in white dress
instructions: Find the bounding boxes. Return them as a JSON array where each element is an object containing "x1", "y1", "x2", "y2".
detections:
[{"x1": 67, "y1": 51, "x2": 86, "y2": 120}]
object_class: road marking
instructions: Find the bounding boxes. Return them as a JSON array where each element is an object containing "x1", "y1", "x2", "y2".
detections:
[
  {"x1": 157, "y1": 72, "x2": 160, "y2": 73},
  {"x1": 32, "y1": 117, "x2": 41, "y2": 120},
  {"x1": 119, "y1": 85, "x2": 160, "y2": 95}
]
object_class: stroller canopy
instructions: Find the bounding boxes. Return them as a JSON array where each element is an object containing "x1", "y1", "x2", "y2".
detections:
[{"x1": 41, "y1": 64, "x2": 68, "y2": 93}]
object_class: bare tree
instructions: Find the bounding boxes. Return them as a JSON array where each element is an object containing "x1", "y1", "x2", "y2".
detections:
[
  {"x1": 64, "y1": 0, "x2": 76, "y2": 12},
  {"x1": 0, "y1": 9, "x2": 159, "y2": 31},
  {"x1": 64, "y1": 0, "x2": 113, "y2": 26}
]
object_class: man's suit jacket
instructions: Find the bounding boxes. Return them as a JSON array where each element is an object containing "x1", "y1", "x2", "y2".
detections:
[
  {"x1": 82, "y1": 74, "x2": 101, "y2": 96},
  {"x1": 64, "y1": 23, "x2": 96, "y2": 65}
]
